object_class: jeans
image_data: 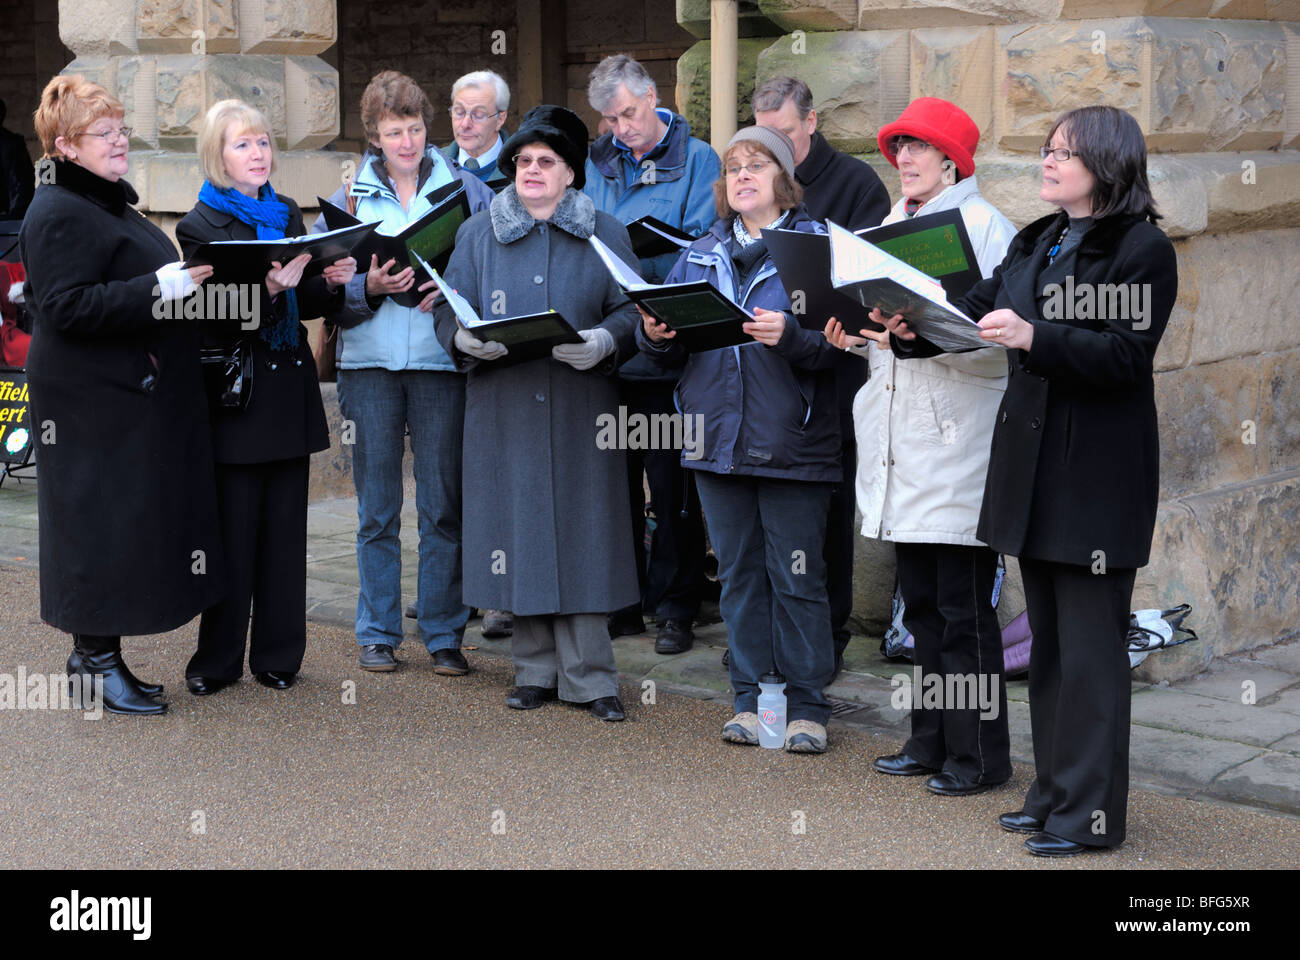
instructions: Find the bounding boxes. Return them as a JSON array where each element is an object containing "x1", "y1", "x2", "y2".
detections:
[
  {"x1": 695, "y1": 472, "x2": 835, "y2": 725},
  {"x1": 338, "y1": 368, "x2": 470, "y2": 651}
]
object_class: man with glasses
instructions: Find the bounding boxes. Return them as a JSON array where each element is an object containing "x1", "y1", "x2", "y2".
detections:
[
  {"x1": 441, "y1": 70, "x2": 511, "y2": 193},
  {"x1": 583, "y1": 54, "x2": 721, "y2": 657}
]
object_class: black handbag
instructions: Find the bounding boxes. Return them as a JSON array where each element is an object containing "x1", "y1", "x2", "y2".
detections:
[{"x1": 200, "y1": 338, "x2": 253, "y2": 411}]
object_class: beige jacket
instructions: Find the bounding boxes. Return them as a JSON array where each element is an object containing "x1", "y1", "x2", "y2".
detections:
[{"x1": 851, "y1": 176, "x2": 1016, "y2": 545}]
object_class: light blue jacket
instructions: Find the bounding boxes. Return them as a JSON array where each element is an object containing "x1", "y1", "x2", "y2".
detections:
[{"x1": 313, "y1": 146, "x2": 493, "y2": 370}]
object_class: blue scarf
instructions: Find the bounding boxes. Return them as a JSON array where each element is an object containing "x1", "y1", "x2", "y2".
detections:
[{"x1": 198, "y1": 179, "x2": 300, "y2": 351}]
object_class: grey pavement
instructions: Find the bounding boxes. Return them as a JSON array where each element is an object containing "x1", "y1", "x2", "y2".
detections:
[{"x1": 1, "y1": 477, "x2": 1298, "y2": 867}]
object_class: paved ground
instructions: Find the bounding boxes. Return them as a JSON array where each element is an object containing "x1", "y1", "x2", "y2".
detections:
[{"x1": 0, "y1": 478, "x2": 1298, "y2": 868}]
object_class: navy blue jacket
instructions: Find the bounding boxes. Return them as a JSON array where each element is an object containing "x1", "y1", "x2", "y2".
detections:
[{"x1": 636, "y1": 205, "x2": 841, "y2": 483}]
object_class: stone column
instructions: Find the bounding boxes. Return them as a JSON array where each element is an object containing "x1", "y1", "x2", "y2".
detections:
[
  {"x1": 678, "y1": 0, "x2": 1300, "y2": 679},
  {"x1": 55, "y1": 0, "x2": 354, "y2": 231}
]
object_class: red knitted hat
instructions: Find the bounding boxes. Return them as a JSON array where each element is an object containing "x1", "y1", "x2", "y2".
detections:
[{"x1": 877, "y1": 97, "x2": 980, "y2": 179}]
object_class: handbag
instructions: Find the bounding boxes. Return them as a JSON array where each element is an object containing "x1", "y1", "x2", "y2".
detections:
[{"x1": 200, "y1": 338, "x2": 253, "y2": 412}]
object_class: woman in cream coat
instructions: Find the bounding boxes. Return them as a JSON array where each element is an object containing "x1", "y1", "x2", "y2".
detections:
[{"x1": 826, "y1": 98, "x2": 1015, "y2": 795}]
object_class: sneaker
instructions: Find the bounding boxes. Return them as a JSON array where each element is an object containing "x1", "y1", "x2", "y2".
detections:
[
  {"x1": 359, "y1": 644, "x2": 398, "y2": 671},
  {"x1": 784, "y1": 719, "x2": 828, "y2": 754},
  {"x1": 654, "y1": 618, "x2": 694, "y2": 654},
  {"x1": 481, "y1": 609, "x2": 513, "y2": 638},
  {"x1": 721, "y1": 712, "x2": 759, "y2": 745}
]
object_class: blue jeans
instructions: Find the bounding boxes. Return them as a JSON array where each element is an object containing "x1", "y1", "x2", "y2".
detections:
[
  {"x1": 338, "y1": 368, "x2": 470, "y2": 651},
  {"x1": 694, "y1": 472, "x2": 834, "y2": 725}
]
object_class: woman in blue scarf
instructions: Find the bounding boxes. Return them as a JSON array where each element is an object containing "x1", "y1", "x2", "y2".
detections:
[{"x1": 175, "y1": 99, "x2": 356, "y2": 696}]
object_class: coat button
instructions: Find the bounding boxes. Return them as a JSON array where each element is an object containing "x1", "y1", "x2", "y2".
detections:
[
  {"x1": 881, "y1": 459, "x2": 887, "y2": 467},
  {"x1": 533, "y1": 275, "x2": 544, "y2": 285},
  {"x1": 884, "y1": 384, "x2": 891, "y2": 391},
  {"x1": 890, "y1": 458, "x2": 895, "y2": 465},
  {"x1": 885, "y1": 529, "x2": 892, "y2": 536},
  {"x1": 1031, "y1": 417, "x2": 1041, "y2": 429}
]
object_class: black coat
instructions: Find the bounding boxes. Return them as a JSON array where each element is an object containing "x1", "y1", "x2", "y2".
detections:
[
  {"x1": 903, "y1": 211, "x2": 1178, "y2": 569},
  {"x1": 20, "y1": 159, "x2": 224, "y2": 635},
  {"x1": 174, "y1": 196, "x2": 335, "y2": 464}
]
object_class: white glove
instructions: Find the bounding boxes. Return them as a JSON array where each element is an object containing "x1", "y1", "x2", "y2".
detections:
[
  {"x1": 551, "y1": 327, "x2": 615, "y2": 371},
  {"x1": 7, "y1": 281, "x2": 23, "y2": 305},
  {"x1": 155, "y1": 261, "x2": 198, "y2": 301},
  {"x1": 455, "y1": 325, "x2": 508, "y2": 361}
]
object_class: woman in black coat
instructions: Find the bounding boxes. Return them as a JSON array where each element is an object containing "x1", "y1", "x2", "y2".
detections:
[
  {"x1": 20, "y1": 76, "x2": 224, "y2": 715},
  {"x1": 880, "y1": 106, "x2": 1177, "y2": 856},
  {"x1": 174, "y1": 100, "x2": 353, "y2": 695}
]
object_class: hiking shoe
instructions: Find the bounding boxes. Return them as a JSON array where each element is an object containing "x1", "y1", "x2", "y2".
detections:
[
  {"x1": 721, "y1": 712, "x2": 759, "y2": 745},
  {"x1": 784, "y1": 719, "x2": 828, "y2": 754}
]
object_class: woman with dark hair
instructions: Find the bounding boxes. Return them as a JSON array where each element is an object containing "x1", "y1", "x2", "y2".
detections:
[
  {"x1": 825, "y1": 97, "x2": 1016, "y2": 794},
  {"x1": 878, "y1": 105, "x2": 1177, "y2": 855},
  {"x1": 640, "y1": 127, "x2": 841, "y2": 753}
]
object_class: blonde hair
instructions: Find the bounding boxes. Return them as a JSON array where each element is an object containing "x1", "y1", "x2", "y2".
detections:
[
  {"x1": 34, "y1": 74, "x2": 124, "y2": 159},
  {"x1": 198, "y1": 99, "x2": 276, "y2": 188}
]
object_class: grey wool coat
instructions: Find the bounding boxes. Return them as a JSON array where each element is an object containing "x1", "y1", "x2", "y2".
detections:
[{"x1": 433, "y1": 186, "x2": 641, "y2": 615}]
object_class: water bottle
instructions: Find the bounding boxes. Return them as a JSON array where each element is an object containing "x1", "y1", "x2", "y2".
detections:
[{"x1": 757, "y1": 672, "x2": 787, "y2": 749}]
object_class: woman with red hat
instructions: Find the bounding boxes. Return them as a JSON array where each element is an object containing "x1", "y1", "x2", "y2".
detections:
[{"x1": 825, "y1": 97, "x2": 1016, "y2": 794}]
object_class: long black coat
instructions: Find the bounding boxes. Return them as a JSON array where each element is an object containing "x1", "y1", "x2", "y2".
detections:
[
  {"x1": 915, "y1": 211, "x2": 1178, "y2": 569},
  {"x1": 20, "y1": 159, "x2": 224, "y2": 634},
  {"x1": 174, "y1": 196, "x2": 335, "y2": 464}
]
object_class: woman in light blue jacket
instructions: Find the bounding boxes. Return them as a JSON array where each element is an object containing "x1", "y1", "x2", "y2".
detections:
[{"x1": 315, "y1": 71, "x2": 492, "y2": 675}]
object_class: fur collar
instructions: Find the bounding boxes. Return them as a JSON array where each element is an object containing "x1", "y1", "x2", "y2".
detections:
[
  {"x1": 49, "y1": 158, "x2": 137, "y2": 215},
  {"x1": 490, "y1": 185, "x2": 595, "y2": 244}
]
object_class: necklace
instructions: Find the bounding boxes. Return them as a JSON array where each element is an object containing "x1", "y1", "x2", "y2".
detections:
[{"x1": 1046, "y1": 222, "x2": 1070, "y2": 264}]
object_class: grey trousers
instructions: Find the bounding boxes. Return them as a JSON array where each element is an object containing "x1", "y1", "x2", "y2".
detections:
[{"x1": 511, "y1": 613, "x2": 619, "y2": 703}]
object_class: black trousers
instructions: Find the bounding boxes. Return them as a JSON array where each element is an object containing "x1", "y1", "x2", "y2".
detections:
[
  {"x1": 1019, "y1": 557, "x2": 1136, "y2": 848},
  {"x1": 825, "y1": 410, "x2": 857, "y2": 657},
  {"x1": 618, "y1": 379, "x2": 706, "y2": 624},
  {"x1": 188, "y1": 456, "x2": 310, "y2": 681},
  {"x1": 896, "y1": 541, "x2": 1010, "y2": 783}
]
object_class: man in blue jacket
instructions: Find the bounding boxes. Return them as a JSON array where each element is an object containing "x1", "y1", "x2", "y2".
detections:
[{"x1": 583, "y1": 54, "x2": 721, "y2": 656}]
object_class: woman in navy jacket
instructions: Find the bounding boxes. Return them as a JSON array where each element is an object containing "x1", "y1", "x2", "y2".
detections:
[
  {"x1": 880, "y1": 106, "x2": 1177, "y2": 856},
  {"x1": 639, "y1": 126, "x2": 840, "y2": 752}
]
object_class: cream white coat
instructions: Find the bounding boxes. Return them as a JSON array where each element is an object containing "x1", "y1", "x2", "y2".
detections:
[{"x1": 851, "y1": 176, "x2": 1016, "y2": 545}]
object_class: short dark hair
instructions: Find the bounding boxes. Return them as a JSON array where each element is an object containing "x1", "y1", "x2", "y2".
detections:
[
  {"x1": 712, "y1": 140, "x2": 803, "y2": 219},
  {"x1": 752, "y1": 76, "x2": 813, "y2": 119},
  {"x1": 1047, "y1": 106, "x2": 1160, "y2": 221}
]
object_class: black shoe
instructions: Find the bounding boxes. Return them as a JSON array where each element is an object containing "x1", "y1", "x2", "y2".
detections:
[
  {"x1": 253, "y1": 671, "x2": 296, "y2": 690},
  {"x1": 481, "y1": 610, "x2": 514, "y2": 638},
  {"x1": 607, "y1": 607, "x2": 645, "y2": 638},
  {"x1": 432, "y1": 648, "x2": 469, "y2": 676},
  {"x1": 654, "y1": 619, "x2": 694, "y2": 654},
  {"x1": 186, "y1": 675, "x2": 236, "y2": 696},
  {"x1": 506, "y1": 685, "x2": 558, "y2": 710},
  {"x1": 70, "y1": 635, "x2": 167, "y2": 715},
  {"x1": 1025, "y1": 832, "x2": 1089, "y2": 857},
  {"x1": 589, "y1": 696, "x2": 626, "y2": 721},
  {"x1": 69, "y1": 649, "x2": 163, "y2": 698},
  {"x1": 404, "y1": 603, "x2": 417, "y2": 619},
  {"x1": 924, "y1": 771, "x2": 1009, "y2": 796},
  {"x1": 872, "y1": 752, "x2": 939, "y2": 776},
  {"x1": 998, "y1": 810, "x2": 1045, "y2": 834},
  {"x1": 359, "y1": 644, "x2": 398, "y2": 671}
]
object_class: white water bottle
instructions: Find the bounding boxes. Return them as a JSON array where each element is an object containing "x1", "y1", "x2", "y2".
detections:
[{"x1": 757, "y1": 672, "x2": 787, "y2": 748}]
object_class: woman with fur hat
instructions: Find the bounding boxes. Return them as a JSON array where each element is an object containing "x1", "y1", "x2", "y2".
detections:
[
  {"x1": 433, "y1": 105, "x2": 642, "y2": 721},
  {"x1": 825, "y1": 97, "x2": 1016, "y2": 790}
]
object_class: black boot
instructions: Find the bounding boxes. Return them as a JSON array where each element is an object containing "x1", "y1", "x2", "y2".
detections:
[
  {"x1": 70, "y1": 635, "x2": 167, "y2": 716},
  {"x1": 67, "y1": 647, "x2": 163, "y2": 698}
]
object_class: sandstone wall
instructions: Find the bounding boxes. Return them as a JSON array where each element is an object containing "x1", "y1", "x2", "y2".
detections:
[{"x1": 679, "y1": 1, "x2": 1300, "y2": 675}]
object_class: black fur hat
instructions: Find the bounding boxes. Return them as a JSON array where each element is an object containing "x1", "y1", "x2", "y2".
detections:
[{"x1": 498, "y1": 104, "x2": 589, "y2": 190}]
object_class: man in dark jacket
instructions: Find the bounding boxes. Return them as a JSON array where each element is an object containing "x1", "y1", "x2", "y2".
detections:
[
  {"x1": 753, "y1": 76, "x2": 891, "y2": 678},
  {"x1": 584, "y1": 54, "x2": 721, "y2": 656}
]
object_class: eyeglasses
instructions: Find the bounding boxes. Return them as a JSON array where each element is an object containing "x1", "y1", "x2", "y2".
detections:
[
  {"x1": 724, "y1": 159, "x2": 773, "y2": 178},
  {"x1": 81, "y1": 126, "x2": 133, "y2": 143},
  {"x1": 888, "y1": 136, "x2": 933, "y2": 157},
  {"x1": 451, "y1": 107, "x2": 502, "y2": 124},
  {"x1": 1040, "y1": 146, "x2": 1083, "y2": 162},
  {"x1": 513, "y1": 153, "x2": 562, "y2": 170}
]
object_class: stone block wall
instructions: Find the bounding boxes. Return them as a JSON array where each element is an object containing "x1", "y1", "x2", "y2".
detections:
[{"x1": 680, "y1": 0, "x2": 1300, "y2": 675}]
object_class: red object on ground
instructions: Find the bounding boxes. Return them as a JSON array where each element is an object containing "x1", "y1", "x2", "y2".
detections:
[{"x1": 0, "y1": 261, "x2": 30, "y2": 367}]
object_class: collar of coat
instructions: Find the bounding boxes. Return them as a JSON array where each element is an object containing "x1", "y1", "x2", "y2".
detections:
[
  {"x1": 1013, "y1": 208, "x2": 1155, "y2": 261},
  {"x1": 795, "y1": 132, "x2": 837, "y2": 186},
  {"x1": 48, "y1": 158, "x2": 137, "y2": 215},
  {"x1": 588, "y1": 111, "x2": 691, "y2": 182},
  {"x1": 349, "y1": 146, "x2": 444, "y2": 202},
  {"x1": 490, "y1": 184, "x2": 596, "y2": 244}
]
